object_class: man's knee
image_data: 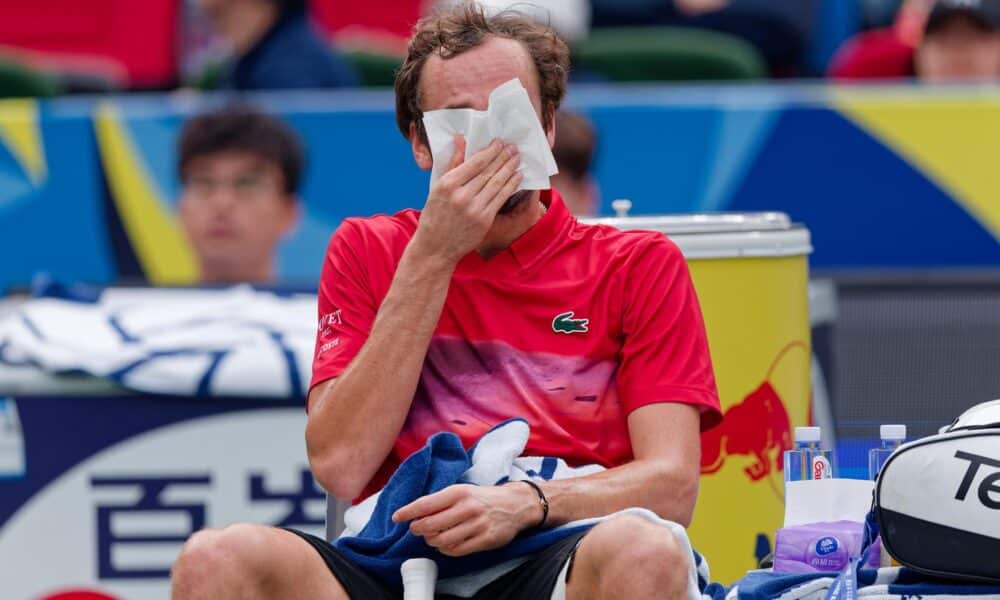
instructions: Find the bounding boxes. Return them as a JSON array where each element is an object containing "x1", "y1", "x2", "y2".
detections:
[
  {"x1": 576, "y1": 515, "x2": 690, "y2": 588},
  {"x1": 172, "y1": 524, "x2": 273, "y2": 590}
]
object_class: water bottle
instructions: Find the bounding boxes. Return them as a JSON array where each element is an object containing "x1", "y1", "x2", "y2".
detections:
[
  {"x1": 868, "y1": 424, "x2": 906, "y2": 481},
  {"x1": 869, "y1": 425, "x2": 906, "y2": 567},
  {"x1": 784, "y1": 426, "x2": 834, "y2": 483}
]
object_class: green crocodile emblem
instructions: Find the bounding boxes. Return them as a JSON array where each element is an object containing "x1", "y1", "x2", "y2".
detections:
[{"x1": 552, "y1": 311, "x2": 589, "y2": 334}]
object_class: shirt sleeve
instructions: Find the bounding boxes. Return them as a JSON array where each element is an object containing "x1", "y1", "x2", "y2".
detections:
[
  {"x1": 310, "y1": 220, "x2": 379, "y2": 391},
  {"x1": 616, "y1": 235, "x2": 722, "y2": 431}
]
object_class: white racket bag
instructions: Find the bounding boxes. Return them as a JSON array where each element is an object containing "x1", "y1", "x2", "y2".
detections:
[{"x1": 875, "y1": 400, "x2": 1000, "y2": 583}]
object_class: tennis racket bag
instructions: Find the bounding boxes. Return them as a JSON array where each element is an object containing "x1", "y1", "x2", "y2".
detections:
[{"x1": 875, "y1": 400, "x2": 1000, "y2": 583}]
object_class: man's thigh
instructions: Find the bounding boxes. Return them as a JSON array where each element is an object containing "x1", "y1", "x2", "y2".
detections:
[{"x1": 283, "y1": 529, "x2": 400, "y2": 600}]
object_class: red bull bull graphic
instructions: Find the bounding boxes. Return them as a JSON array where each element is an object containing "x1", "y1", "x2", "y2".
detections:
[
  {"x1": 700, "y1": 341, "x2": 807, "y2": 493},
  {"x1": 701, "y1": 380, "x2": 792, "y2": 481}
]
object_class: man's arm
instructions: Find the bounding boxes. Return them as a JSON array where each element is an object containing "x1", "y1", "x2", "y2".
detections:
[
  {"x1": 394, "y1": 402, "x2": 701, "y2": 557},
  {"x1": 306, "y1": 249, "x2": 454, "y2": 500},
  {"x1": 306, "y1": 137, "x2": 523, "y2": 500},
  {"x1": 541, "y1": 402, "x2": 702, "y2": 526}
]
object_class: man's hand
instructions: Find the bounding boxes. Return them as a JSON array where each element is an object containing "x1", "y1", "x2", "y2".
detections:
[
  {"x1": 392, "y1": 483, "x2": 542, "y2": 557},
  {"x1": 410, "y1": 136, "x2": 523, "y2": 264}
]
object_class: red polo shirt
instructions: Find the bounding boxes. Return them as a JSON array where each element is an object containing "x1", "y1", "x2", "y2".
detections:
[{"x1": 312, "y1": 190, "x2": 721, "y2": 498}]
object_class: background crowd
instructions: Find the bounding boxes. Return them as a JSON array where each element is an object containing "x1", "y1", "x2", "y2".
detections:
[{"x1": 0, "y1": 0, "x2": 995, "y2": 96}]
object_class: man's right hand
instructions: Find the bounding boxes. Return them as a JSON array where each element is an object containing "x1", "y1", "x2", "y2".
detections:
[{"x1": 411, "y1": 136, "x2": 523, "y2": 264}]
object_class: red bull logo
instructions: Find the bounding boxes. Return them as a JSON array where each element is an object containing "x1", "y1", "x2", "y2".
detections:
[{"x1": 700, "y1": 341, "x2": 806, "y2": 484}]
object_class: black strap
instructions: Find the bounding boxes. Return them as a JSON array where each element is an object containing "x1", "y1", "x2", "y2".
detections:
[{"x1": 514, "y1": 479, "x2": 549, "y2": 529}]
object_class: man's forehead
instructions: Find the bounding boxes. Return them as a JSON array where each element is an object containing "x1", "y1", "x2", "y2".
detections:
[
  {"x1": 419, "y1": 36, "x2": 539, "y2": 111},
  {"x1": 189, "y1": 151, "x2": 270, "y2": 169},
  {"x1": 185, "y1": 152, "x2": 283, "y2": 181}
]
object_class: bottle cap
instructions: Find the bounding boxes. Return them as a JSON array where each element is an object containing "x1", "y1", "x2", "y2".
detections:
[
  {"x1": 880, "y1": 424, "x2": 906, "y2": 440},
  {"x1": 612, "y1": 199, "x2": 633, "y2": 217},
  {"x1": 794, "y1": 426, "x2": 821, "y2": 443}
]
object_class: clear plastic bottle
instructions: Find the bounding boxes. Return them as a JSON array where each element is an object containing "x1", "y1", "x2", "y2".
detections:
[
  {"x1": 868, "y1": 424, "x2": 906, "y2": 481},
  {"x1": 784, "y1": 426, "x2": 834, "y2": 482}
]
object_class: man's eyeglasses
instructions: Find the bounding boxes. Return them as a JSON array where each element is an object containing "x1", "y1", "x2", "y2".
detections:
[{"x1": 184, "y1": 174, "x2": 282, "y2": 200}]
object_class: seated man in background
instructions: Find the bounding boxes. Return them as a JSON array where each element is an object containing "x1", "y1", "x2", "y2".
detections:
[
  {"x1": 915, "y1": 0, "x2": 1000, "y2": 81},
  {"x1": 551, "y1": 111, "x2": 599, "y2": 217},
  {"x1": 172, "y1": 4, "x2": 720, "y2": 599},
  {"x1": 196, "y1": 0, "x2": 359, "y2": 90},
  {"x1": 177, "y1": 106, "x2": 302, "y2": 284}
]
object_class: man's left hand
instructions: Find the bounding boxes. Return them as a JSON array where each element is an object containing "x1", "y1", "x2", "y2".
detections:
[{"x1": 392, "y1": 483, "x2": 543, "y2": 557}]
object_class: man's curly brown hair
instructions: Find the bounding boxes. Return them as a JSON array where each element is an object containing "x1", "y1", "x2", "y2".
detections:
[{"x1": 394, "y1": 2, "x2": 570, "y2": 147}]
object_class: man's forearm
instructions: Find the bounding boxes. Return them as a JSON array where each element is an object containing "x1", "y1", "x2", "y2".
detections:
[
  {"x1": 538, "y1": 459, "x2": 699, "y2": 528},
  {"x1": 306, "y1": 242, "x2": 455, "y2": 499}
]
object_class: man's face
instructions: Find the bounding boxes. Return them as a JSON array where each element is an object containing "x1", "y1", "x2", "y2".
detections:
[
  {"x1": 917, "y1": 15, "x2": 1000, "y2": 81},
  {"x1": 179, "y1": 151, "x2": 297, "y2": 283},
  {"x1": 412, "y1": 36, "x2": 555, "y2": 214}
]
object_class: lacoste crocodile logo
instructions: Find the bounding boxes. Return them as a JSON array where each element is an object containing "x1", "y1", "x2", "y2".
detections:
[{"x1": 552, "y1": 311, "x2": 589, "y2": 334}]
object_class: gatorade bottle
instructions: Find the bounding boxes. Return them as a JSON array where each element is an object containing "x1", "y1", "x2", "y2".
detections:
[
  {"x1": 868, "y1": 424, "x2": 906, "y2": 481},
  {"x1": 784, "y1": 426, "x2": 834, "y2": 483}
]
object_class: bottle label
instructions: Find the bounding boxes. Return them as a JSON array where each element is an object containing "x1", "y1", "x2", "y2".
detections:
[{"x1": 811, "y1": 455, "x2": 832, "y2": 479}]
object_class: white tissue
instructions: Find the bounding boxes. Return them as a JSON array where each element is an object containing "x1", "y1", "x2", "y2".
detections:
[
  {"x1": 401, "y1": 558, "x2": 438, "y2": 600},
  {"x1": 422, "y1": 78, "x2": 558, "y2": 193},
  {"x1": 784, "y1": 479, "x2": 875, "y2": 527}
]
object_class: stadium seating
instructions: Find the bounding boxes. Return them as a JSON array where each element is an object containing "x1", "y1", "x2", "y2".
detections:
[
  {"x1": 0, "y1": 58, "x2": 59, "y2": 98},
  {"x1": 572, "y1": 27, "x2": 767, "y2": 82},
  {"x1": 343, "y1": 49, "x2": 402, "y2": 87}
]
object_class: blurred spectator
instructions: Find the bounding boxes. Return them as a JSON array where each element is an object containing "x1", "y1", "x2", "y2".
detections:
[
  {"x1": 861, "y1": 0, "x2": 906, "y2": 28},
  {"x1": 827, "y1": 28, "x2": 916, "y2": 79},
  {"x1": 830, "y1": 0, "x2": 1000, "y2": 81},
  {"x1": 552, "y1": 111, "x2": 599, "y2": 217},
  {"x1": 177, "y1": 107, "x2": 302, "y2": 284},
  {"x1": 195, "y1": 0, "x2": 359, "y2": 90},
  {"x1": 915, "y1": 0, "x2": 1000, "y2": 81},
  {"x1": 313, "y1": 0, "x2": 427, "y2": 54},
  {"x1": 828, "y1": 0, "x2": 931, "y2": 79},
  {"x1": 435, "y1": 0, "x2": 592, "y2": 43}
]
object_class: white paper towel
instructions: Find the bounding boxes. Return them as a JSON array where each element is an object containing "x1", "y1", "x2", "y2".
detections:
[{"x1": 422, "y1": 78, "x2": 558, "y2": 192}]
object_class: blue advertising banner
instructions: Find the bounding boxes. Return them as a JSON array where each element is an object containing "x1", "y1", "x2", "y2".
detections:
[{"x1": 1, "y1": 85, "x2": 998, "y2": 293}]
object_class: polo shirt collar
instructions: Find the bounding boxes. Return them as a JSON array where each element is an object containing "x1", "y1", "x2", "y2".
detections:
[
  {"x1": 507, "y1": 188, "x2": 571, "y2": 268},
  {"x1": 455, "y1": 187, "x2": 573, "y2": 274}
]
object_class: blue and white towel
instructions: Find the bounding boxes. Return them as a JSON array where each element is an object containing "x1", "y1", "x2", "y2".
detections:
[
  {"x1": 725, "y1": 566, "x2": 1000, "y2": 600},
  {"x1": 0, "y1": 285, "x2": 315, "y2": 398},
  {"x1": 335, "y1": 418, "x2": 712, "y2": 599},
  {"x1": 724, "y1": 513, "x2": 1000, "y2": 600}
]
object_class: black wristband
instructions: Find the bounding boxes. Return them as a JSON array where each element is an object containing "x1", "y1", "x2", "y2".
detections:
[{"x1": 514, "y1": 479, "x2": 549, "y2": 529}]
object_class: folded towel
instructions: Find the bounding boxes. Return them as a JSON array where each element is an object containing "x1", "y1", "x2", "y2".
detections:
[
  {"x1": 726, "y1": 567, "x2": 1000, "y2": 600},
  {"x1": 0, "y1": 285, "x2": 314, "y2": 398}
]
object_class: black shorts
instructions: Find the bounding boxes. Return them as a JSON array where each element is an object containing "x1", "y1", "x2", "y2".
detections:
[{"x1": 286, "y1": 528, "x2": 588, "y2": 600}]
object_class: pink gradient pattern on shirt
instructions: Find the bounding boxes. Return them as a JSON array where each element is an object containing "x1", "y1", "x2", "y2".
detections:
[{"x1": 395, "y1": 335, "x2": 632, "y2": 469}]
